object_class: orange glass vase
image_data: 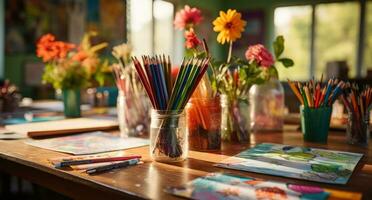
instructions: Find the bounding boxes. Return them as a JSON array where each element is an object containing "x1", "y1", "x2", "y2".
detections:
[{"x1": 186, "y1": 96, "x2": 221, "y2": 151}]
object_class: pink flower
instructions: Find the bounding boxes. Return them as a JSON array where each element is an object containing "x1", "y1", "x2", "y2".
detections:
[
  {"x1": 174, "y1": 5, "x2": 203, "y2": 30},
  {"x1": 184, "y1": 28, "x2": 201, "y2": 49},
  {"x1": 245, "y1": 44, "x2": 275, "y2": 68}
]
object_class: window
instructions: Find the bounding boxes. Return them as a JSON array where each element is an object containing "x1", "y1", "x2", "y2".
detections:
[
  {"x1": 153, "y1": 1, "x2": 174, "y2": 56},
  {"x1": 274, "y1": 6, "x2": 312, "y2": 80},
  {"x1": 128, "y1": 0, "x2": 153, "y2": 55},
  {"x1": 275, "y1": 1, "x2": 367, "y2": 80},
  {"x1": 315, "y1": 2, "x2": 359, "y2": 77},
  {"x1": 127, "y1": 0, "x2": 175, "y2": 58},
  {"x1": 365, "y1": 2, "x2": 372, "y2": 71}
]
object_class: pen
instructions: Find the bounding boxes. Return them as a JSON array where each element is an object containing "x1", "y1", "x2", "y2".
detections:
[
  {"x1": 86, "y1": 158, "x2": 139, "y2": 175},
  {"x1": 54, "y1": 155, "x2": 141, "y2": 168}
]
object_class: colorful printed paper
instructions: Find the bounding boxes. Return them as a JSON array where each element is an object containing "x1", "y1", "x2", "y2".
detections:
[
  {"x1": 25, "y1": 131, "x2": 149, "y2": 155},
  {"x1": 215, "y1": 143, "x2": 363, "y2": 184},
  {"x1": 166, "y1": 173, "x2": 359, "y2": 200}
]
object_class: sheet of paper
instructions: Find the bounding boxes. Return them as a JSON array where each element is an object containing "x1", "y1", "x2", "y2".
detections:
[
  {"x1": 25, "y1": 131, "x2": 149, "y2": 155},
  {"x1": 5, "y1": 117, "x2": 118, "y2": 137},
  {"x1": 0, "y1": 129, "x2": 27, "y2": 140},
  {"x1": 166, "y1": 173, "x2": 361, "y2": 200},
  {"x1": 215, "y1": 143, "x2": 363, "y2": 185}
]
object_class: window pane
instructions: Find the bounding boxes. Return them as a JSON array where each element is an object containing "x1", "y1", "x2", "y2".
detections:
[
  {"x1": 315, "y1": 2, "x2": 359, "y2": 78},
  {"x1": 128, "y1": 0, "x2": 153, "y2": 55},
  {"x1": 364, "y1": 2, "x2": 372, "y2": 72},
  {"x1": 154, "y1": 1, "x2": 174, "y2": 58},
  {"x1": 274, "y1": 6, "x2": 311, "y2": 80}
]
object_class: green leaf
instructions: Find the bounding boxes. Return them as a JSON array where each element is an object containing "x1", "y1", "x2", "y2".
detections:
[
  {"x1": 273, "y1": 35, "x2": 284, "y2": 59},
  {"x1": 278, "y1": 58, "x2": 294, "y2": 68},
  {"x1": 267, "y1": 67, "x2": 279, "y2": 79}
]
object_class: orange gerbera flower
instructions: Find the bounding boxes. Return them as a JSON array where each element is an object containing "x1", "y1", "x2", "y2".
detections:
[
  {"x1": 212, "y1": 9, "x2": 246, "y2": 44},
  {"x1": 36, "y1": 34, "x2": 75, "y2": 62}
]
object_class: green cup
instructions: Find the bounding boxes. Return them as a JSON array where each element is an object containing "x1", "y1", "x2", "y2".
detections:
[{"x1": 300, "y1": 105, "x2": 332, "y2": 143}]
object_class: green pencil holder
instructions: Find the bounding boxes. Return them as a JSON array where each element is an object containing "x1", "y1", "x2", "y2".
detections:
[{"x1": 300, "y1": 106, "x2": 332, "y2": 143}]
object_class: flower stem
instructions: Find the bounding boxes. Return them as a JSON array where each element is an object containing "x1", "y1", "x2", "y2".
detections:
[{"x1": 227, "y1": 41, "x2": 233, "y2": 63}]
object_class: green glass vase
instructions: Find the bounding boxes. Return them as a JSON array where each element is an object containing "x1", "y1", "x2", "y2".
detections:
[{"x1": 62, "y1": 89, "x2": 81, "y2": 118}]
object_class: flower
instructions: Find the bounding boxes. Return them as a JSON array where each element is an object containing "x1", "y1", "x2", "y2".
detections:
[
  {"x1": 36, "y1": 34, "x2": 75, "y2": 62},
  {"x1": 174, "y1": 5, "x2": 203, "y2": 30},
  {"x1": 184, "y1": 28, "x2": 201, "y2": 49},
  {"x1": 245, "y1": 44, "x2": 274, "y2": 68},
  {"x1": 112, "y1": 43, "x2": 132, "y2": 62},
  {"x1": 213, "y1": 9, "x2": 246, "y2": 44}
]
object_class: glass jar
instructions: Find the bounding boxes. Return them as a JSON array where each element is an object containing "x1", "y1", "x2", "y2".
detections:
[
  {"x1": 249, "y1": 78, "x2": 284, "y2": 132},
  {"x1": 186, "y1": 96, "x2": 221, "y2": 151},
  {"x1": 117, "y1": 91, "x2": 150, "y2": 138},
  {"x1": 220, "y1": 94, "x2": 250, "y2": 143},
  {"x1": 150, "y1": 109, "x2": 188, "y2": 162},
  {"x1": 346, "y1": 111, "x2": 370, "y2": 147}
]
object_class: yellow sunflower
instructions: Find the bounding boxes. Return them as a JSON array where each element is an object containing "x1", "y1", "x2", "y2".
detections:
[{"x1": 213, "y1": 9, "x2": 247, "y2": 44}]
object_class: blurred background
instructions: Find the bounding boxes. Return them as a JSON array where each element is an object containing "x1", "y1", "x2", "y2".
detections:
[{"x1": 2, "y1": 0, "x2": 372, "y2": 101}]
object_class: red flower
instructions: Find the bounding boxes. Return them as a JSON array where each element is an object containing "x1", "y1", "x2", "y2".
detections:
[
  {"x1": 245, "y1": 44, "x2": 275, "y2": 68},
  {"x1": 174, "y1": 5, "x2": 203, "y2": 30},
  {"x1": 184, "y1": 28, "x2": 201, "y2": 49},
  {"x1": 36, "y1": 34, "x2": 75, "y2": 62}
]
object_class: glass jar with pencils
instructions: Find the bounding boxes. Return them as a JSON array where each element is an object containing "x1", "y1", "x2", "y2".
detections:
[
  {"x1": 346, "y1": 111, "x2": 370, "y2": 146},
  {"x1": 117, "y1": 91, "x2": 150, "y2": 138},
  {"x1": 150, "y1": 109, "x2": 188, "y2": 162},
  {"x1": 186, "y1": 96, "x2": 221, "y2": 151},
  {"x1": 220, "y1": 94, "x2": 250, "y2": 143},
  {"x1": 342, "y1": 86, "x2": 371, "y2": 147}
]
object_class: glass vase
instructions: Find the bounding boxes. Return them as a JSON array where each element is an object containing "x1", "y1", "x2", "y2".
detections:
[
  {"x1": 220, "y1": 94, "x2": 250, "y2": 143},
  {"x1": 150, "y1": 109, "x2": 188, "y2": 162},
  {"x1": 186, "y1": 96, "x2": 221, "y2": 151},
  {"x1": 117, "y1": 91, "x2": 150, "y2": 138},
  {"x1": 62, "y1": 89, "x2": 81, "y2": 118},
  {"x1": 346, "y1": 111, "x2": 370, "y2": 147},
  {"x1": 249, "y1": 78, "x2": 284, "y2": 132}
]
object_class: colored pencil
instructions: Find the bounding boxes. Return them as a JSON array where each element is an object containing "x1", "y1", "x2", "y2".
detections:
[
  {"x1": 86, "y1": 158, "x2": 139, "y2": 175},
  {"x1": 288, "y1": 77, "x2": 345, "y2": 108}
]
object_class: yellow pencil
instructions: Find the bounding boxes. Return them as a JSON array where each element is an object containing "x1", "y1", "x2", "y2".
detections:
[
  {"x1": 304, "y1": 86, "x2": 313, "y2": 107},
  {"x1": 287, "y1": 79, "x2": 304, "y2": 105}
]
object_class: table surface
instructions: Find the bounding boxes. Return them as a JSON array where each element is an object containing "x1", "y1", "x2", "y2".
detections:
[{"x1": 0, "y1": 125, "x2": 371, "y2": 200}]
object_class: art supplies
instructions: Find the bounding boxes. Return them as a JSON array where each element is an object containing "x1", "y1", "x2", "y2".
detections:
[
  {"x1": 86, "y1": 158, "x2": 140, "y2": 175},
  {"x1": 342, "y1": 84, "x2": 371, "y2": 146},
  {"x1": 288, "y1": 78, "x2": 345, "y2": 142},
  {"x1": 25, "y1": 131, "x2": 149, "y2": 155},
  {"x1": 166, "y1": 173, "x2": 362, "y2": 200},
  {"x1": 287, "y1": 77, "x2": 345, "y2": 108},
  {"x1": 215, "y1": 143, "x2": 363, "y2": 184},
  {"x1": 5, "y1": 118, "x2": 118, "y2": 137},
  {"x1": 132, "y1": 55, "x2": 210, "y2": 162},
  {"x1": 51, "y1": 154, "x2": 141, "y2": 168},
  {"x1": 112, "y1": 45, "x2": 150, "y2": 137}
]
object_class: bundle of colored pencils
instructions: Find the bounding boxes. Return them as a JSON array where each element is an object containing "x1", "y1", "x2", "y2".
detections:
[
  {"x1": 132, "y1": 55, "x2": 210, "y2": 158},
  {"x1": 288, "y1": 77, "x2": 345, "y2": 108},
  {"x1": 112, "y1": 60, "x2": 148, "y2": 136},
  {"x1": 341, "y1": 84, "x2": 371, "y2": 144}
]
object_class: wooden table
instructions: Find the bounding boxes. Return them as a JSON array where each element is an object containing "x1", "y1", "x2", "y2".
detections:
[{"x1": 0, "y1": 125, "x2": 371, "y2": 199}]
